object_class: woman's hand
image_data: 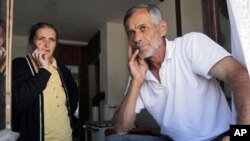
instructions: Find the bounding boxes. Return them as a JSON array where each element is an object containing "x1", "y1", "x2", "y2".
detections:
[{"x1": 32, "y1": 49, "x2": 50, "y2": 70}]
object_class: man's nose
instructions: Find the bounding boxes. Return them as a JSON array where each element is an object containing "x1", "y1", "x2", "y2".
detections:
[{"x1": 133, "y1": 31, "x2": 143, "y2": 43}]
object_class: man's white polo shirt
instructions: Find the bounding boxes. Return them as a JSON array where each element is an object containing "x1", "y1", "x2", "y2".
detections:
[{"x1": 133, "y1": 32, "x2": 233, "y2": 141}]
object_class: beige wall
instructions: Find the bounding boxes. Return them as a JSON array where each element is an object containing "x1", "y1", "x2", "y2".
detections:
[
  {"x1": 100, "y1": 22, "x2": 128, "y2": 106},
  {"x1": 158, "y1": 0, "x2": 203, "y2": 38},
  {"x1": 99, "y1": 22, "x2": 129, "y2": 120},
  {"x1": 12, "y1": 36, "x2": 28, "y2": 59},
  {"x1": 158, "y1": 0, "x2": 177, "y2": 40},
  {"x1": 181, "y1": 0, "x2": 203, "y2": 34}
]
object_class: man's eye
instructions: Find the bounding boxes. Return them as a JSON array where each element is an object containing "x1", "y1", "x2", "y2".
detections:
[
  {"x1": 141, "y1": 26, "x2": 147, "y2": 31},
  {"x1": 127, "y1": 31, "x2": 134, "y2": 37}
]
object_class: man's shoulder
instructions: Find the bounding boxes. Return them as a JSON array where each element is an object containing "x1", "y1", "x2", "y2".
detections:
[
  {"x1": 173, "y1": 32, "x2": 210, "y2": 47},
  {"x1": 176, "y1": 32, "x2": 207, "y2": 40}
]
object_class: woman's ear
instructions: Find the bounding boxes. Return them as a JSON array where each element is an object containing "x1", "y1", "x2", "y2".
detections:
[{"x1": 160, "y1": 20, "x2": 167, "y2": 37}]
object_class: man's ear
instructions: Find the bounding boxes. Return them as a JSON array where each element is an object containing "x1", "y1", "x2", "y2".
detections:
[{"x1": 160, "y1": 20, "x2": 167, "y2": 37}]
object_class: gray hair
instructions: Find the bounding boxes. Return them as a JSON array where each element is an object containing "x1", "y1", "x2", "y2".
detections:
[{"x1": 123, "y1": 4, "x2": 163, "y2": 27}]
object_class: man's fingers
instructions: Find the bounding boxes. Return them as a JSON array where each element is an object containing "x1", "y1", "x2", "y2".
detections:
[{"x1": 130, "y1": 49, "x2": 139, "y2": 62}]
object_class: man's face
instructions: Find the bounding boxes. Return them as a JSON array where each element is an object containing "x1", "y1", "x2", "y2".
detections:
[
  {"x1": 0, "y1": 26, "x2": 5, "y2": 47},
  {"x1": 125, "y1": 8, "x2": 165, "y2": 59},
  {"x1": 33, "y1": 27, "x2": 56, "y2": 59}
]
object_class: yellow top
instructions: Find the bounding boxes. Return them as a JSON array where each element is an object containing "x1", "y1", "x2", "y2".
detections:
[{"x1": 30, "y1": 56, "x2": 72, "y2": 141}]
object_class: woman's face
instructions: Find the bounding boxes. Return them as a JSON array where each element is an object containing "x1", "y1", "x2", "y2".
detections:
[{"x1": 33, "y1": 27, "x2": 57, "y2": 59}]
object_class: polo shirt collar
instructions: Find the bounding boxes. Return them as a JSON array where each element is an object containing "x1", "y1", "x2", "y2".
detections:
[
  {"x1": 145, "y1": 38, "x2": 174, "y2": 81},
  {"x1": 164, "y1": 38, "x2": 174, "y2": 61}
]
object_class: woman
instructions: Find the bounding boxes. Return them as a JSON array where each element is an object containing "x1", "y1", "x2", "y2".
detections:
[{"x1": 12, "y1": 22, "x2": 78, "y2": 141}]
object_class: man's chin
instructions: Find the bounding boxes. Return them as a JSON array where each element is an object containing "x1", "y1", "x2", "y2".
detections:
[{"x1": 139, "y1": 51, "x2": 154, "y2": 59}]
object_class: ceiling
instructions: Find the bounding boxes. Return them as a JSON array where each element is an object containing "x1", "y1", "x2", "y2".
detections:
[{"x1": 9, "y1": 0, "x2": 162, "y2": 44}]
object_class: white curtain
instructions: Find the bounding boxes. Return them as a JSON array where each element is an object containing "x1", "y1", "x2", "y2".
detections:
[
  {"x1": 227, "y1": 0, "x2": 250, "y2": 124},
  {"x1": 227, "y1": 0, "x2": 250, "y2": 74}
]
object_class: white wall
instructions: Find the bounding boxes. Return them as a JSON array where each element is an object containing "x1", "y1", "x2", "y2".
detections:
[
  {"x1": 100, "y1": 22, "x2": 128, "y2": 106},
  {"x1": 158, "y1": 0, "x2": 177, "y2": 40},
  {"x1": 181, "y1": 0, "x2": 203, "y2": 34},
  {"x1": 12, "y1": 36, "x2": 28, "y2": 59},
  {"x1": 158, "y1": 0, "x2": 203, "y2": 38}
]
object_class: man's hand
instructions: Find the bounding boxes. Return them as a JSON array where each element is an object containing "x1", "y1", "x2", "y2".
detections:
[
  {"x1": 128, "y1": 46, "x2": 148, "y2": 86},
  {"x1": 32, "y1": 49, "x2": 50, "y2": 70}
]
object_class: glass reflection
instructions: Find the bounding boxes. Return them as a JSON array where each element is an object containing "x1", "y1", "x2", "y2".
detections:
[{"x1": 0, "y1": 0, "x2": 6, "y2": 130}]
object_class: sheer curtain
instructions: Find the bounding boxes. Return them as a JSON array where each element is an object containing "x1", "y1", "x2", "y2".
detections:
[
  {"x1": 227, "y1": 0, "x2": 250, "y2": 72},
  {"x1": 227, "y1": 0, "x2": 250, "y2": 124}
]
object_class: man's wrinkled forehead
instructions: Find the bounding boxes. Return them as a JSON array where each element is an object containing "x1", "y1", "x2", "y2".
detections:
[{"x1": 125, "y1": 8, "x2": 150, "y2": 29}]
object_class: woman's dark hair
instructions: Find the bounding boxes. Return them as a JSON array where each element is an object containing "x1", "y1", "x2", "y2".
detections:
[{"x1": 28, "y1": 22, "x2": 58, "y2": 51}]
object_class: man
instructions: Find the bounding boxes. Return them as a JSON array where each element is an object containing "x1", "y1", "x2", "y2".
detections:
[
  {"x1": 107, "y1": 4, "x2": 250, "y2": 141},
  {"x1": 12, "y1": 22, "x2": 78, "y2": 141}
]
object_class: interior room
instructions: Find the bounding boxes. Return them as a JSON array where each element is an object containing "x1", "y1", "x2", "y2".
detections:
[{"x1": 0, "y1": 0, "x2": 234, "y2": 141}]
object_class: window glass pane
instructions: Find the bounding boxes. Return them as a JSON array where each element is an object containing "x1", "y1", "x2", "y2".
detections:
[{"x1": 0, "y1": 0, "x2": 6, "y2": 130}]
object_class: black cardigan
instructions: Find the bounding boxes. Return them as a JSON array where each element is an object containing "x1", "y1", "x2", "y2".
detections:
[
  {"x1": 0, "y1": 71, "x2": 5, "y2": 129},
  {"x1": 12, "y1": 55, "x2": 78, "y2": 141}
]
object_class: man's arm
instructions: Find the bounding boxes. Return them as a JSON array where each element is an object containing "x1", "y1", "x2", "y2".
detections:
[
  {"x1": 112, "y1": 80, "x2": 141, "y2": 135},
  {"x1": 112, "y1": 49, "x2": 148, "y2": 134},
  {"x1": 209, "y1": 56, "x2": 250, "y2": 124}
]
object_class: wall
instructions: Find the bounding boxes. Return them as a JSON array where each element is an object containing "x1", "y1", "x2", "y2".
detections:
[
  {"x1": 100, "y1": 22, "x2": 128, "y2": 106},
  {"x1": 99, "y1": 22, "x2": 128, "y2": 120},
  {"x1": 158, "y1": 0, "x2": 203, "y2": 37},
  {"x1": 12, "y1": 36, "x2": 28, "y2": 58},
  {"x1": 181, "y1": 0, "x2": 203, "y2": 34},
  {"x1": 158, "y1": 0, "x2": 177, "y2": 39}
]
